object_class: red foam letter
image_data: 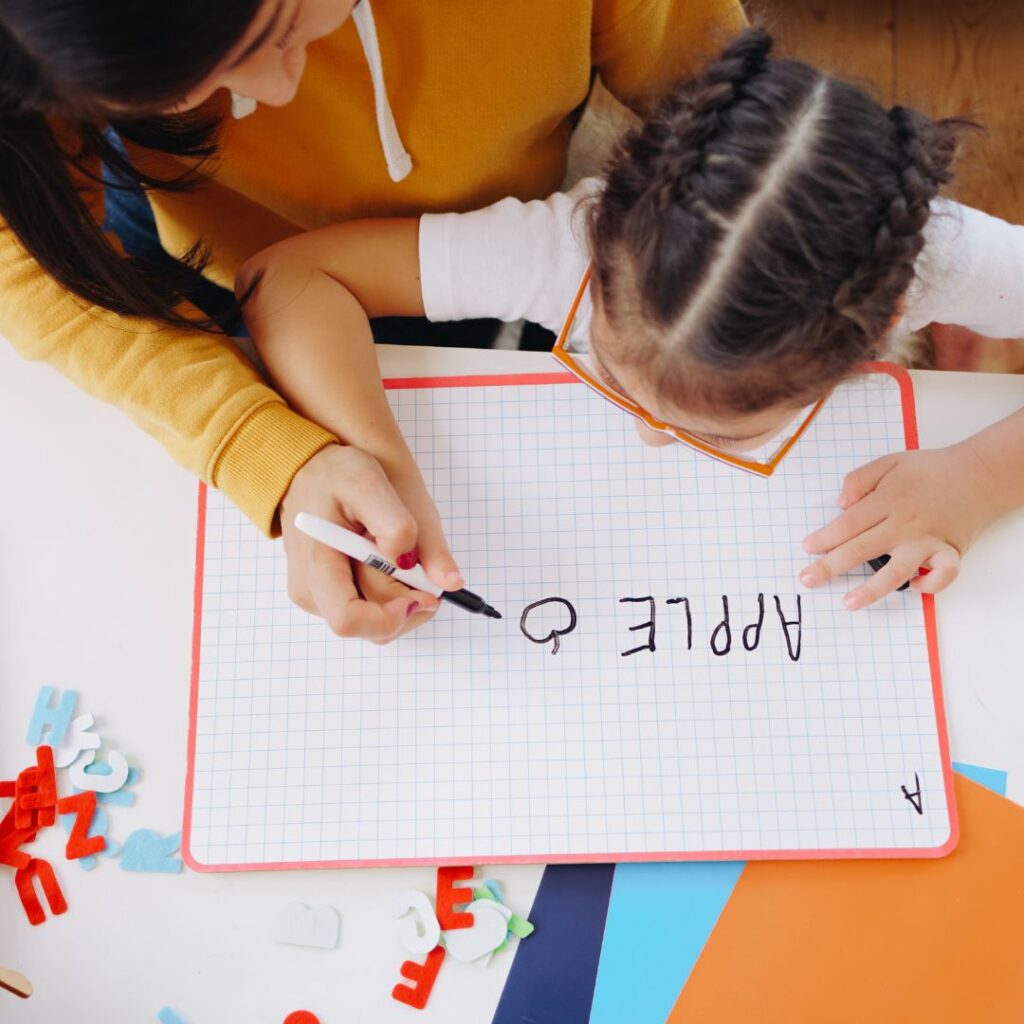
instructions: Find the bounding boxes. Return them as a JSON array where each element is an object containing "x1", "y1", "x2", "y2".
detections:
[
  {"x1": 15, "y1": 858, "x2": 67, "y2": 925},
  {"x1": 15, "y1": 747, "x2": 57, "y2": 829},
  {"x1": 392, "y1": 946, "x2": 445, "y2": 1010},
  {"x1": 56, "y1": 791, "x2": 105, "y2": 859},
  {"x1": 0, "y1": 801, "x2": 35, "y2": 867},
  {"x1": 436, "y1": 865, "x2": 475, "y2": 930}
]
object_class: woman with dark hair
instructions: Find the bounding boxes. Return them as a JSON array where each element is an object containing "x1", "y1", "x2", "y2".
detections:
[{"x1": 0, "y1": 0, "x2": 745, "y2": 642}]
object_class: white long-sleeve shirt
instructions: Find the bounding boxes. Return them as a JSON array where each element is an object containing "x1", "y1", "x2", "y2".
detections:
[{"x1": 419, "y1": 177, "x2": 1024, "y2": 348}]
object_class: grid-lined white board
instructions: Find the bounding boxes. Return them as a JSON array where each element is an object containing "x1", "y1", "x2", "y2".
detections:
[{"x1": 185, "y1": 370, "x2": 955, "y2": 869}]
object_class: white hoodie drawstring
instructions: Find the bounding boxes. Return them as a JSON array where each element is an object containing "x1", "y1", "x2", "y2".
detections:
[
  {"x1": 352, "y1": 0, "x2": 413, "y2": 182},
  {"x1": 231, "y1": 0, "x2": 414, "y2": 184}
]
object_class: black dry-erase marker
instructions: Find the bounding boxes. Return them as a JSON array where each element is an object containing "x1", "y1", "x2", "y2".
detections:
[
  {"x1": 293, "y1": 513, "x2": 502, "y2": 619},
  {"x1": 867, "y1": 554, "x2": 911, "y2": 592}
]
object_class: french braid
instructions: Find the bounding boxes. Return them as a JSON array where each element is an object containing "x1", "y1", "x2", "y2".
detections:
[
  {"x1": 595, "y1": 29, "x2": 775, "y2": 325},
  {"x1": 588, "y1": 28, "x2": 971, "y2": 415},
  {"x1": 829, "y1": 106, "x2": 956, "y2": 337}
]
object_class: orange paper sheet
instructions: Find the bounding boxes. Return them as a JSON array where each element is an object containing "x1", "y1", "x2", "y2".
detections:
[{"x1": 668, "y1": 775, "x2": 1024, "y2": 1024}]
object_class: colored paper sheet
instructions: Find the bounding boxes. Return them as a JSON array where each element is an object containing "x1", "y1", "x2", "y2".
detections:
[
  {"x1": 589, "y1": 861, "x2": 744, "y2": 1024},
  {"x1": 953, "y1": 761, "x2": 1008, "y2": 797},
  {"x1": 667, "y1": 775, "x2": 1024, "y2": 1024},
  {"x1": 492, "y1": 864, "x2": 614, "y2": 1024}
]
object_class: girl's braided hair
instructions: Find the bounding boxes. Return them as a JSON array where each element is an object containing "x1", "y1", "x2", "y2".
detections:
[{"x1": 589, "y1": 28, "x2": 970, "y2": 415}]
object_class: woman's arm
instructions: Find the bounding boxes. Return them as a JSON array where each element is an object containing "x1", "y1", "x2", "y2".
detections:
[
  {"x1": 0, "y1": 218, "x2": 335, "y2": 538},
  {"x1": 238, "y1": 220, "x2": 464, "y2": 638},
  {"x1": 237, "y1": 219, "x2": 426, "y2": 457},
  {"x1": 236, "y1": 187, "x2": 597, "y2": 629},
  {"x1": 1, "y1": 202, "x2": 444, "y2": 643}
]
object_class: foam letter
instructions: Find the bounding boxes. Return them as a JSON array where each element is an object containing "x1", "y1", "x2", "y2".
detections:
[
  {"x1": 16, "y1": 746, "x2": 57, "y2": 829},
  {"x1": 25, "y1": 687, "x2": 78, "y2": 747},
  {"x1": 392, "y1": 946, "x2": 445, "y2": 1009},
  {"x1": 69, "y1": 750, "x2": 129, "y2": 793},
  {"x1": 52, "y1": 713, "x2": 102, "y2": 768},
  {"x1": 394, "y1": 890, "x2": 442, "y2": 956},
  {"x1": 57, "y1": 791, "x2": 106, "y2": 859},
  {"x1": 443, "y1": 899, "x2": 512, "y2": 965},
  {"x1": 436, "y1": 865, "x2": 475, "y2": 930},
  {"x1": 120, "y1": 829, "x2": 182, "y2": 873},
  {"x1": 0, "y1": 822, "x2": 36, "y2": 870},
  {"x1": 15, "y1": 858, "x2": 67, "y2": 925},
  {"x1": 59, "y1": 802, "x2": 116, "y2": 871}
]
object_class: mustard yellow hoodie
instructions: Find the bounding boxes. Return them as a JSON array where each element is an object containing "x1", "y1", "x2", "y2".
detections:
[{"x1": 0, "y1": 0, "x2": 744, "y2": 535}]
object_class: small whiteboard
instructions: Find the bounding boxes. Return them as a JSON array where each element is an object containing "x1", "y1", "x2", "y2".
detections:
[{"x1": 183, "y1": 366, "x2": 956, "y2": 870}]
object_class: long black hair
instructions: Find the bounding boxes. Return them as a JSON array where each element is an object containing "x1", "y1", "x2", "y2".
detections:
[{"x1": 0, "y1": 0, "x2": 264, "y2": 331}]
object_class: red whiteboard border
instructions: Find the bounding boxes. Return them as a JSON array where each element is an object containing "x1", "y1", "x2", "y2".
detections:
[{"x1": 182, "y1": 363, "x2": 957, "y2": 872}]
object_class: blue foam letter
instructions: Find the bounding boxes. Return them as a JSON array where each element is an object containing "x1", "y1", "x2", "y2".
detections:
[{"x1": 26, "y1": 687, "x2": 78, "y2": 747}]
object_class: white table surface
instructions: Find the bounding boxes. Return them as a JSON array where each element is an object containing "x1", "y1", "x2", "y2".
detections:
[{"x1": 2, "y1": 342, "x2": 1022, "y2": 1023}]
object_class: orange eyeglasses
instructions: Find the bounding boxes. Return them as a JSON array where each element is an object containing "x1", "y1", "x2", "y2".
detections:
[{"x1": 550, "y1": 266, "x2": 826, "y2": 477}]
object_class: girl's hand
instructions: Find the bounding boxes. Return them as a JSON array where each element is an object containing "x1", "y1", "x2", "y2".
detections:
[
  {"x1": 798, "y1": 442, "x2": 1003, "y2": 609},
  {"x1": 280, "y1": 444, "x2": 463, "y2": 643}
]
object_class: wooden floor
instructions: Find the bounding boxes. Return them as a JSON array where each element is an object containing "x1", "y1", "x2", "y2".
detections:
[
  {"x1": 584, "y1": 2, "x2": 1024, "y2": 366},
  {"x1": 748, "y1": 0, "x2": 1024, "y2": 368},
  {"x1": 752, "y1": 0, "x2": 1024, "y2": 223}
]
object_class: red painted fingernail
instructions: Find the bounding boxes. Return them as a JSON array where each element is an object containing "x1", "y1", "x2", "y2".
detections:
[
  {"x1": 406, "y1": 601, "x2": 420, "y2": 619},
  {"x1": 398, "y1": 549, "x2": 419, "y2": 570}
]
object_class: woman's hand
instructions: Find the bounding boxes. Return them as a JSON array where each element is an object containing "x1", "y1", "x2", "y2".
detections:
[
  {"x1": 799, "y1": 440, "x2": 1006, "y2": 609},
  {"x1": 280, "y1": 444, "x2": 463, "y2": 643}
]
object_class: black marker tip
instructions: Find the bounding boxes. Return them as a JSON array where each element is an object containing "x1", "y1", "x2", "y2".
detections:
[{"x1": 442, "y1": 588, "x2": 502, "y2": 619}]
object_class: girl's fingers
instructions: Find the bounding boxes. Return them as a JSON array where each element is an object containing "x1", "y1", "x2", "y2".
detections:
[
  {"x1": 910, "y1": 547, "x2": 960, "y2": 595},
  {"x1": 330, "y1": 449, "x2": 419, "y2": 562},
  {"x1": 836, "y1": 454, "x2": 898, "y2": 510},
  {"x1": 354, "y1": 559, "x2": 440, "y2": 644},
  {"x1": 307, "y1": 540, "x2": 414, "y2": 641},
  {"x1": 386, "y1": 466, "x2": 465, "y2": 591},
  {"x1": 414, "y1": 515, "x2": 464, "y2": 591},
  {"x1": 354, "y1": 560, "x2": 439, "y2": 617},
  {"x1": 842, "y1": 545, "x2": 929, "y2": 610},
  {"x1": 802, "y1": 498, "x2": 886, "y2": 556},
  {"x1": 799, "y1": 524, "x2": 891, "y2": 589},
  {"x1": 386, "y1": 602, "x2": 445, "y2": 644}
]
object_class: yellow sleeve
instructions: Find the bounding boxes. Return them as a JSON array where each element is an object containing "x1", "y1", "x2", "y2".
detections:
[
  {"x1": 0, "y1": 222, "x2": 336, "y2": 537},
  {"x1": 592, "y1": 0, "x2": 748, "y2": 114}
]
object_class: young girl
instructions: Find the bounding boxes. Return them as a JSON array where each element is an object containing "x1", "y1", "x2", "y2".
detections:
[{"x1": 240, "y1": 28, "x2": 1024, "y2": 613}]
